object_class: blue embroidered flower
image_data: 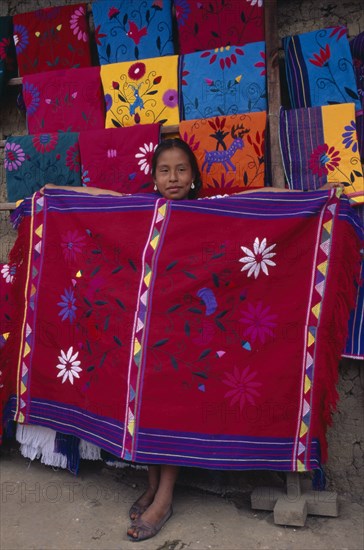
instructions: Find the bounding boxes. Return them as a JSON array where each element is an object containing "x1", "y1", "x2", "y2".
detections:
[
  {"x1": 58, "y1": 287, "x2": 77, "y2": 323},
  {"x1": 13, "y1": 24, "x2": 29, "y2": 54},
  {"x1": 174, "y1": 0, "x2": 190, "y2": 26},
  {"x1": 342, "y1": 121, "x2": 358, "y2": 153}
]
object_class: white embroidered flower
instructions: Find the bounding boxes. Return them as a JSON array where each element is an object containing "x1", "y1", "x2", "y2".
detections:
[
  {"x1": 56, "y1": 346, "x2": 82, "y2": 384},
  {"x1": 1, "y1": 264, "x2": 16, "y2": 284},
  {"x1": 239, "y1": 237, "x2": 276, "y2": 279},
  {"x1": 246, "y1": 0, "x2": 263, "y2": 7},
  {"x1": 135, "y1": 142, "x2": 157, "y2": 175}
]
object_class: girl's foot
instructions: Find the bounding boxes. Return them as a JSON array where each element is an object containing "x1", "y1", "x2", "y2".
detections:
[
  {"x1": 127, "y1": 499, "x2": 173, "y2": 540},
  {"x1": 129, "y1": 487, "x2": 157, "y2": 520}
]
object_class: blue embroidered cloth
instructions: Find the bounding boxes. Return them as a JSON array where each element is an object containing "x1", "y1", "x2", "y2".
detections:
[
  {"x1": 283, "y1": 26, "x2": 361, "y2": 111},
  {"x1": 181, "y1": 42, "x2": 266, "y2": 120},
  {"x1": 92, "y1": 0, "x2": 175, "y2": 65},
  {"x1": 5, "y1": 133, "x2": 81, "y2": 202}
]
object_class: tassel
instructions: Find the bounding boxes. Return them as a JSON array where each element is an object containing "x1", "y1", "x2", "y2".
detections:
[
  {"x1": 54, "y1": 432, "x2": 80, "y2": 474},
  {"x1": 312, "y1": 467, "x2": 326, "y2": 491}
]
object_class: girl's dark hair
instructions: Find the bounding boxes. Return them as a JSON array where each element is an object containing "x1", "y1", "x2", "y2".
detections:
[{"x1": 152, "y1": 138, "x2": 202, "y2": 199}]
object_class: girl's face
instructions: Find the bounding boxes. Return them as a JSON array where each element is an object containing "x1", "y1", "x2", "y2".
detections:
[{"x1": 154, "y1": 147, "x2": 194, "y2": 200}]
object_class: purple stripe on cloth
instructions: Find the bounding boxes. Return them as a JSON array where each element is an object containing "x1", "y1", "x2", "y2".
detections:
[{"x1": 279, "y1": 106, "x2": 326, "y2": 190}]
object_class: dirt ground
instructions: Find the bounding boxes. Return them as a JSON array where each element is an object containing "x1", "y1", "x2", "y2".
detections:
[{"x1": 1, "y1": 445, "x2": 363, "y2": 550}]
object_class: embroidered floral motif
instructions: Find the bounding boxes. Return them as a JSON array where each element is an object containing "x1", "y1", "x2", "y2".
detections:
[
  {"x1": 309, "y1": 143, "x2": 341, "y2": 177},
  {"x1": 23, "y1": 82, "x2": 40, "y2": 116},
  {"x1": 32, "y1": 133, "x2": 58, "y2": 154},
  {"x1": 239, "y1": 238, "x2": 277, "y2": 279},
  {"x1": 309, "y1": 44, "x2": 331, "y2": 67},
  {"x1": 56, "y1": 346, "x2": 82, "y2": 384},
  {"x1": 342, "y1": 121, "x2": 358, "y2": 153},
  {"x1": 174, "y1": 0, "x2": 190, "y2": 25},
  {"x1": 254, "y1": 51, "x2": 266, "y2": 76},
  {"x1": 128, "y1": 62, "x2": 146, "y2": 81},
  {"x1": 4, "y1": 142, "x2": 26, "y2": 171},
  {"x1": 246, "y1": 0, "x2": 263, "y2": 6},
  {"x1": 200, "y1": 45, "x2": 244, "y2": 70},
  {"x1": 70, "y1": 5, "x2": 88, "y2": 42},
  {"x1": 1, "y1": 264, "x2": 16, "y2": 284},
  {"x1": 239, "y1": 302, "x2": 277, "y2": 344},
  {"x1": 58, "y1": 287, "x2": 77, "y2": 323},
  {"x1": 13, "y1": 24, "x2": 29, "y2": 53},
  {"x1": 61, "y1": 230, "x2": 86, "y2": 263},
  {"x1": 66, "y1": 144, "x2": 81, "y2": 172},
  {"x1": 162, "y1": 89, "x2": 178, "y2": 108},
  {"x1": 135, "y1": 142, "x2": 157, "y2": 175},
  {"x1": 223, "y1": 365, "x2": 262, "y2": 411}
]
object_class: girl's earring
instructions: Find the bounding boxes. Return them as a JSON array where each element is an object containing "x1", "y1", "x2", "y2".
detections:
[
  {"x1": 154, "y1": 183, "x2": 157, "y2": 191},
  {"x1": 191, "y1": 181, "x2": 195, "y2": 190}
]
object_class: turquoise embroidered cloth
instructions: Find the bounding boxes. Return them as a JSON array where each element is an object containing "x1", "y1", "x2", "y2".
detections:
[{"x1": 5, "y1": 133, "x2": 81, "y2": 202}]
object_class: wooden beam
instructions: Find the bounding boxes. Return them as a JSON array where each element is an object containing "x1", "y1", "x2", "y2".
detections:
[
  {"x1": 264, "y1": 0, "x2": 285, "y2": 187},
  {"x1": 0, "y1": 202, "x2": 17, "y2": 211}
]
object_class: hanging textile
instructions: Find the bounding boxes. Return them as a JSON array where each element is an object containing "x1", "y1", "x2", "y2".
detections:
[
  {"x1": 23, "y1": 67, "x2": 105, "y2": 134},
  {"x1": 283, "y1": 26, "x2": 361, "y2": 111},
  {"x1": 2, "y1": 189, "x2": 361, "y2": 469},
  {"x1": 101, "y1": 55, "x2": 180, "y2": 127},
  {"x1": 174, "y1": 0, "x2": 264, "y2": 55},
  {"x1": 349, "y1": 32, "x2": 364, "y2": 162},
  {"x1": 180, "y1": 112, "x2": 266, "y2": 197},
  {"x1": 279, "y1": 103, "x2": 364, "y2": 205},
  {"x1": 78, "y1": 124, "x2": 160, "y2": 193},
  {"x1": 181, "y1": 42, "x2": 266, "y2": 120},
  {"x1": 5, "y1": 133, "x2": 81, "y2": 202},
  {"x1": 92, "y1": 0, "x2": 174, "y2": 65},
  {"x1": 13, "y1": 4, "x2": 91, "y2": 76}
]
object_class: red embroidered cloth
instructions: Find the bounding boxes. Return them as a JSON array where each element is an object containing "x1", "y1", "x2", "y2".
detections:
[
  {"x1": 175, "y1": 0, "x2": 265, "y2": 54},
  {"x1": 13, "y1": 4, "x2": 91, "y2": 76},
  {"x1": 23, "y1": 67, "x2": 105, "y2": 133},
  {"x1": 78, "y1": 125, "x2": 161, "y2": 193},
  {"x1": 1, "y1": 190, "x2": 361, "y2": 471}
]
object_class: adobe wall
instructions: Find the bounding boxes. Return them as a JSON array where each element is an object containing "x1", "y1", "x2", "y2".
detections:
[{"x1": 0, "y1": 0, "x2": 363, "y2": 502}]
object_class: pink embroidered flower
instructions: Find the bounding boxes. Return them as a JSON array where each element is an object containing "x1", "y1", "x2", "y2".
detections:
[
  {"x1": 162, "y1": 89, "x2": 178, "y2": 108},
  {"x1": 61, "y1": 230, "x2": 86, "y2": 263},
  {"x1": 329, "y1": 26, "x2": 346, "y2": 41},
  {"x1": 223, "y1": 365, "x2": 262, "y2": 411},
  {"x1": 309, "y1": 144, "x2": 341, "y2": 177},
  {"x1": 32, "y1": 133, "x2": 58, "y2": 153},
  {"x1": 239, "y1": 302, "x2": 277, "y2": 344},
  {"x1": 66, "y1": 144, "x2": 81, "y2": 172},
  {"x1": 128, "y1": 62, "x2": 146, "y2": 81},
  {"x1": 4, "y1": 142, "x2": 25, "y2": 171},
  {"x1": 70, "y1": 5, "x2": 88, "y2": 42}
]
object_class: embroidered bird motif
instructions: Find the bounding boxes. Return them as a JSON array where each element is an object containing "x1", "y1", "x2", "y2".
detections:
[{"x1": 126, "y1": 21, "x2": 147, "y2": 45}]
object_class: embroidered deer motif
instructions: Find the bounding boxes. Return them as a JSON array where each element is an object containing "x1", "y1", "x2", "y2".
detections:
[
  {"x1": 129, "y1": 84, "x2": 144, "y2": 116},
  {"x1": 202, "y1": 124, "x2": 250, "y2": 173}
]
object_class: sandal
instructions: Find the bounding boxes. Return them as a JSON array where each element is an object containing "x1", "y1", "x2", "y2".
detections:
[
  {"x1": 128, "y1": 507, "x2": 173, "y2": 542},
  {"x1": 128, "y1": 501, "x2": 149, "y2": 521}
]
